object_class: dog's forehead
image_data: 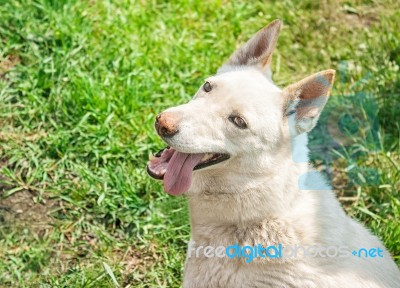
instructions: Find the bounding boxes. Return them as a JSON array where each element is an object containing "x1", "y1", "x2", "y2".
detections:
[{"x1": 207, "y1": 68, "x2": 281, "y2": 102}]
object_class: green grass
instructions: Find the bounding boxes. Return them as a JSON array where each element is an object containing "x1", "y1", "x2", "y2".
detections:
[{"x1": 0, "y1": 0, "x2": 399, "y2": 287}]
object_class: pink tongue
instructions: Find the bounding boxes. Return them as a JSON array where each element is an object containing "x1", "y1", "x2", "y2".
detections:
[{"x1": 163, "y1": 151, "x2": 204, "y2": 195}]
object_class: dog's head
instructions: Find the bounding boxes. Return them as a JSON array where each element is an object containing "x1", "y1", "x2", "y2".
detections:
[{"x1": 147, "y1": 20, "x2": 335, "y2": 196}]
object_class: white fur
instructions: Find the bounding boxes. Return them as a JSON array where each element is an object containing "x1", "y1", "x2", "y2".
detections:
[{"x1": 156, "y1": 21, "x2": 400, "y2": 287}]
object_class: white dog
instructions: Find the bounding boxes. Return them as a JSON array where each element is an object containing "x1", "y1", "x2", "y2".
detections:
[{"x1": 147, "y1": 20, "x2": 400, "y2": 288}]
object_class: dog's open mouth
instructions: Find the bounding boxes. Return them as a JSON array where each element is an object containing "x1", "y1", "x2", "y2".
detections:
[{"x1": 147, "y1": 147, "x2": 230, "y2": 195}]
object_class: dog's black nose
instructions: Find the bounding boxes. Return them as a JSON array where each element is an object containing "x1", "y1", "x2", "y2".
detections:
[{"x1": 155, "y1": 112, "x2": 179, "y2": 137}]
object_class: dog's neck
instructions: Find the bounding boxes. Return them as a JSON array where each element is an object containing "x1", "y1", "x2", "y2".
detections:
[{"x1": 188, "y1": 162, "x2": 307, "y2": 221}]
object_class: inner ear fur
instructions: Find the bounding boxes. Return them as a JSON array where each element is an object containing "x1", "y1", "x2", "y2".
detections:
[
  {"x1": 283, "y1": 70, "x2": 336, "y2": 134},
  {"x1": 283, "y1": 70, "x2": 336, "y2": 114},
  {"x1": 220, "y1": 19, "x2": 282, "y2": 75}
]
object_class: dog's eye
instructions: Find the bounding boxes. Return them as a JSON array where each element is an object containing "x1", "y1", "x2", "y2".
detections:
[
  {"x1": 203, "y1": 81, "x2": 212, "y2": 93},
  {"x1": 228, "y1": 115, "x2": 247, "y2": 129}
]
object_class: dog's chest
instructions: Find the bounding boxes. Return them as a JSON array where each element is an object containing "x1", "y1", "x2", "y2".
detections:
[
  {"x1": 183, "y1": 256, "x2": 321, "y2": 288},
  {"x1": 182, "y1": 219, "x2": 321, "y2": 288}
]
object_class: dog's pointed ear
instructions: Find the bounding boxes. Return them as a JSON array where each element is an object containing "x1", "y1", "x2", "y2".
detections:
[
  {"x1": 283, "y1": 70, "x2": 336, "y2": 135},
  {"x1": 218, "y1": 19, "x2": 282, "y2": 79}
]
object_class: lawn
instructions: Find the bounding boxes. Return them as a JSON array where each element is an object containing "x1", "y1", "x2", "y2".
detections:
[{"x1": 0, "y1": 0, "x2": 399, "y2": 287}]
